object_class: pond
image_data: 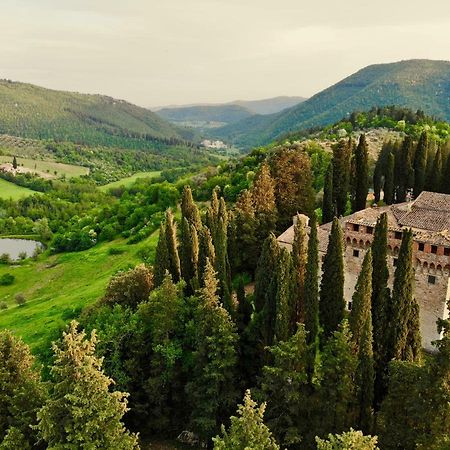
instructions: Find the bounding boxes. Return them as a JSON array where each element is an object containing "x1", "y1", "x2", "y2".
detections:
[{"x1": 0, "y1": 238, "x2": 43, "y2": 260}]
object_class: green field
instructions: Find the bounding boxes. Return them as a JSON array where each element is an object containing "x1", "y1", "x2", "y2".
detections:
[
  {"x1": 0, "y1": 178, "x2": 37, "y2": 200},
  {"x1": 0, "y1": 155, "x2": 89, "y2": 178},
  {"x1": 99, "y1": 171, "x2": 162, "y2": 191},
  {"x1": 0, "y1": 233, "x2": 158, "y2": 352}
]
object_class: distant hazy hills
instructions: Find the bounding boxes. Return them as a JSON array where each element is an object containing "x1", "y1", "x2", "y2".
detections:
[
  {"x1": 154, "y1": 96, "x2": 306, "y2": 129},
  {"x1": 0, "y1": 80, "x2": 195, "y2": 148},
  {"x1": 211, "y1": 60, "x2": 450, "y2": 148}
]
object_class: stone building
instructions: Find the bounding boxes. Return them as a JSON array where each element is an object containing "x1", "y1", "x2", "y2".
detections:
[{"x1": 277, "y1": 191, "x2": 450, "y2": 351}]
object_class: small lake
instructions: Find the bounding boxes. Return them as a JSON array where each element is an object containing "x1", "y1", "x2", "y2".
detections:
[{"x1": 0, "y1": 238, "x2": 43, "y2": 260}]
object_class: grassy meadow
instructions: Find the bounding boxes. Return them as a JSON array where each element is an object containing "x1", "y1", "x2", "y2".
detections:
[
  {"x1": 0, "y1": 232, "x2": 158, "y2": 352},
  {"x1": 0, "y1": 178, "x2": 37, "y2": 200},
  {"x1": 99, "y1": 171, "x2": 162, "y2": 191}
]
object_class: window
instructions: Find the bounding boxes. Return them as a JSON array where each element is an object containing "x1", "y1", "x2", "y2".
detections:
[
  {"x1": 418, "y1": 243, "x2": 425, "y2": 252},
  {"x1": 353, "y1": 224, "x2": 360, "y2": 232},
  {"x1": 431, "y1": 245, "x2": 438, "y2": 254},
  {"x1": 428, "y1": 275, "x2": 436, "y2": 284},
  {"x1": 366, "y1": 226, "x2": 374, "y2": 235},
  {"x1": 393, "y1": 257, "x2": 398, "y2": 267},
  {"x1": 353, "y1": 249, "x2": 360, "y2": 257},
  {"x1": 445, "y1": 247, "x2": 450, "y2": 256},
  {"x1": 395, "y1": 231, "x2": 402, "y2": 240}
]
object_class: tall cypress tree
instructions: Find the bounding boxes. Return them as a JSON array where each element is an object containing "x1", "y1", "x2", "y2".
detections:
[
  {"x1": 165, "y1": 209, "x2": 181, "y2": 282},
  {"x1": 352, "y1": 134, "x2": 369, "y2": 212},
  {"x1": 349, "y1": 248, "x2": 372, "y2": 352},
  {"x1": 429, "y1": 147, "x2": 443, "y2": 192},
  {"x1": 332, "y1": 139, "x2": 352, "y2": 216},
  {"x1": 304, "y1": 212, "x2": 320, "y2": 348},
  {"x1": 291, "y1": 215, "x2": 308, "y2": 328},
  {"x1": 413, "y1": 131, "x2": 428, "y2": 198},
  {"x1": 441, "y1": 152, "x2": 450, "y2": 194},
  {"x1": 395, "y1": 136, "x2": 414, "y2": 202},
  {"x1": 373, "y1": 162, "x2": 382, "y2": 204},
  {"x1": 387, "y1": 229, "x2": 421, "y2": 362},
  {"x1": 322, "y1": 162, "x2": 334, "y2": 223},
  {"x1": 181, "y1": 185, "x2": 202, "y2": 230},
  {"x1": 320, "y1": 217, "x2": 345, "y2": 337},
  {"x1": 154, "y1": 221, "x2": 170, "y2": 287},
  {"x1": 198, "y1": 225, "x2": 216, "y2": 280},
  {"x1": 384, "y1": 153, "x2": 395, "y2": 205}
]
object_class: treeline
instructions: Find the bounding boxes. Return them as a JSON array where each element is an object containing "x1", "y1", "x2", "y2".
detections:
[{"x1": 373, "y1": 132, "x2": 450, "y2": 203}]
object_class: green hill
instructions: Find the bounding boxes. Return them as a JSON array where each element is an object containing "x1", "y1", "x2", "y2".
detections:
[
  {"x1": 0, "y1": 79, "x2": 196, "y2": 147},
  {"x1": 213, "y1": 59, "x2": 450, "y2": 148}
]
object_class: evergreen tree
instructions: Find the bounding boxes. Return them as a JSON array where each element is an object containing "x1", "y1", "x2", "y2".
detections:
[
  {"x1": 395, "y1": 136, "x2": 414, "y2": 202},
  {"x1": 320, "y1": 217, "x2": 345, "y2": 337},
  {"x1": 387, "y1": 229, "x2": 421, "y2": 362},
  {"x1": 0, "y1": 427, "x2": 31, "y2": 450},
  {"x1": 213, "y1": 390, "x2": 280, "y2": 450},
  {"x1": 181, "y1": 185, "x2": 202, "y2": 230},
  {"x1": 215, "y1": 203, "x2": 232, "y2": 312},
  {"x1": 429, "y1": 147, "x2": 443, "y2": 192},
  {"x1": 198, "y1": 225, "x2": 216, "y2": 279},
  {"x1": 291, "y1": 215, "x2": 308, "y2": 328},
  {"x1": 304, "y1": 212, "x2": 320, "y2": 380},
  {"x1": 332, "y1": 139, "x2": 352, "y2": 216},
  {"x1": 274, "y1": 247, "x2": 295, "y2": 342},
  {"x1": 165, "y1": 209, "x2": 181, "y2": 282},
  {"x1": 0, "y1": 331, "x2": 45, "y2": 448},
  {"x1": 180, "y1": 218, "x2": 199, "y2": 293},
  {"x1": 12, "y1": 156, "x2": 17, "y2": 170},
  {"x1": 413, "y1": 131, "x2": 428, "y2": 198},
  {"x1": 316, "y1": 428, "x2": 379, "y2": 450},
  {"x1": 154, "y1": 222, "x2": 170, "y2": 286},
  {"x1": 441, "y1": 152, "x2": 450, "y2": 194},
  {"x1": 349, "y1": 249, "x2": 372, "y2": 351},
  {"x1": 373, "y1": 162, "x2": 382, "y2": 204},
  {"x1": 37, "y1": 321, "x2": 139, "y2": 449},
  {"x1": 383, "y1": 153, "x2": 395, "y2": 205},
  {"x1": 352, "y1": 134, "x2": 369, "y2": 212},
  {"x1": 322, "y1": 162, "x2": 335, "y2": 223},
  {"x1": 186, "y1": 259, "x2": 238, "y2": 442}
]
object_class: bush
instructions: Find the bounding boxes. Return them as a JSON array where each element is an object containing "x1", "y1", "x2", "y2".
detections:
[
  {"x1": 0, "y1": 273, "x2": 15, "y2": 286},
  {"x1": 15, "y1": 293, "x2": 26, "y2": 306},
  {"x1": 18, "y1": 251, "x2": 27, "y2": 260},
  {"x1": 0, "y1": 301, "x2": 8, "y2": 310},
  {"x1": 108, "y1": 247, "x2": 125, "y2": 255},
  {"x1": 0, "y1": 253, "x2": 12, "y2": 265}
]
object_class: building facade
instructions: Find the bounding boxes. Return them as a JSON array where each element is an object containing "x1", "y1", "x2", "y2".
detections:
[{"x1": 277, "y1": 191, "x2": 450, "y2": 351}]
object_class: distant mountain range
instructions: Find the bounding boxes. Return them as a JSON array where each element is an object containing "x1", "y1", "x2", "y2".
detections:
[
  {"x1": 210, "y1": 59, "x2": 450, "y2": 148},
  {"x1": 154, "y1": 96, "x2": 306, "y2": 129},
  {"x1": 0, "y1": 80, "x2": 195, "y2": 148}
]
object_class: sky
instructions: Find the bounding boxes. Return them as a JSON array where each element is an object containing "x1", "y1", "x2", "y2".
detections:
[{"x1": 1, "y1": 0, "x2": 450, "y2": 107}]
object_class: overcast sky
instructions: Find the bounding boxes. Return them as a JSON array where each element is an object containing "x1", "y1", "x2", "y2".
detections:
[{"x1": 1, "y1": 0, "x2": 449, "y2": 107}]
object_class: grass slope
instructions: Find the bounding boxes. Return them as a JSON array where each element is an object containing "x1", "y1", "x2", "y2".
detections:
[
  {"x1": 214, "y1": 59, "x2": 450, "y2": 148},
  {"x1": 0, "y1": 234, "x2": 158, "y2": 351},
  {"x1": 99, "y1": 171, "x2": 162, "y2": 191},
  {"x1": 0, "y1": 178, "x2": 37, "y2": 200},
  {"x1": 0, "y1": 79, "x2": 195, "y2": 147}
]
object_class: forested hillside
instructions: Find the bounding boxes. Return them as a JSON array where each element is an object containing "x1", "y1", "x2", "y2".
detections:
[{"x1": 214, "y1": 60, "x2": 450, "y2": 148}]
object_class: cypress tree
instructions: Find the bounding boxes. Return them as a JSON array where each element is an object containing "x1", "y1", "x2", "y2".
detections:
[
  {"x1": 181, "y1": 185, "x2": 202, "y2": 230},
  {"x1": 154, "y1": 221, "x2": 170, "y2": 286},
  {"x1": 430, "y1": 147, "x2": 443, "y2": 192},
  {"x1": 349, "y1": 248, "x2": 372, "y2": 352},
  {"x1": 12, "y1": 156, "x2": 17, "y2": 170},
  {"x1": 320, "y1": 217, "x2": 345, "y2": 337},
  {"x1": 304, "y1": 212, "x2": 320, "y2": 348},
  {"x1": 291, "y1": 215, "x2": 308, "y2": 328},
  {"x1": 332, "y1": 139, "x2": 352, "y2": 216},
  {"x1": 413, "y1": 131, "x2": 428, "y2": 198},
  {"x1": 373, "y1": 161, "x2": 382, "y2": 204},
  {"x1": 322, "y1": 162, "x2": 334, "y2": 223},
  {"x1": 384, "y1": 153, "x2": 394, "y2": 205},
  {"x1": 395, "y1": 136, "x2": 414, "y2": 202},
  {"x1": 441, "y1": 152, "x2": 450, "y2": 194},
  {"x1": 37, "y1": 321, "x2": 139, "y2": 449},
  {"x1": 165, "y1": 209, "x2": 181, "y2": 282},
  {"x1": 388, "y1": 229, "x2": 421, "y2": 362},
  {"x1": 274, "y1": 247, "x2": 295, "y2": 342},
  {"x1": 198, "y1": 225, "x2": 216, "y2": 280},
  {"x1": 356, "y1": 314, "x2": 375, "y2": 434},
  {"x1": 352, "y1": 134, "x2": 369, "y2": 212}
]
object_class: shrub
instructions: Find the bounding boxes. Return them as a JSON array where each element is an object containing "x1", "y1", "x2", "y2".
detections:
[
  {"x1": 108, "y1": 247, "x2": 125, "y2": 255},
  {"x1": 0, "y1": 301, "x2": 8, "y2": 310},
  {"x1": 0, "y1": 273, "x2": 15, "y2": 286},
  {"x1": 18, "y1": 251, "x2": 27, "y2": 260},
  {"x1": 15, "y1": 293, "x2": 26, "y2": 306},
  {"x1": 0, "y1": 253, "x2": 12, "y2": 265}
]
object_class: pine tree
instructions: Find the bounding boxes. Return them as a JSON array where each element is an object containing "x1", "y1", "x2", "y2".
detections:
[
  {"x1": 165, "y1": 209, "x2": 181, "y2": 282},
  {"x1": 320, "y1": 217, "x2": 345, "y2": 337},
  {"x1": 0, "y1": 331, "x2": 45, "y2": 447},
  {"x1": 186, "y1": 259, "x2": 238, "y2": 442},
  {"x1": 356, "y1": 314, "x2": 375, "y2": 434},
  {"x1": 353, "y1": 134, "x2": 369, "y2": 212},
  {"x1": 213, "y1": 390, "x2": 280, "y2": 450},
  {"x1": 413, "y1": 131, "x2": 428, "y2": 198},
  {"x1": 37, "y1": 321, "x2": 139, "y2": 449},
  {"x1": 291, "y1": 215, "x2": 308, "y2": 328},
  {"x1": 322, "y1": 162, "x2": 334, "y2": 223},
  {"x1": 332, "y1": 139, "x2": 352, "y2": 216},
  {"x1": 384, "y1": 153, "x2": 395, "y2": 205},
  {"x1": 387, "y1": 229, "x2": 421, "y2": 362},
  {"x1": 154, "y1": 222, "x2": 170, "y2": 286},
  {"x1": 349, "y1": 248, "x2": 372, "y2": 351},
  {"x1": 274, "y1": 247, "x2": 295, "y2": 342},
  {"x1": 304, "y1": 212, "x2": 320, "y2": 343}
]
